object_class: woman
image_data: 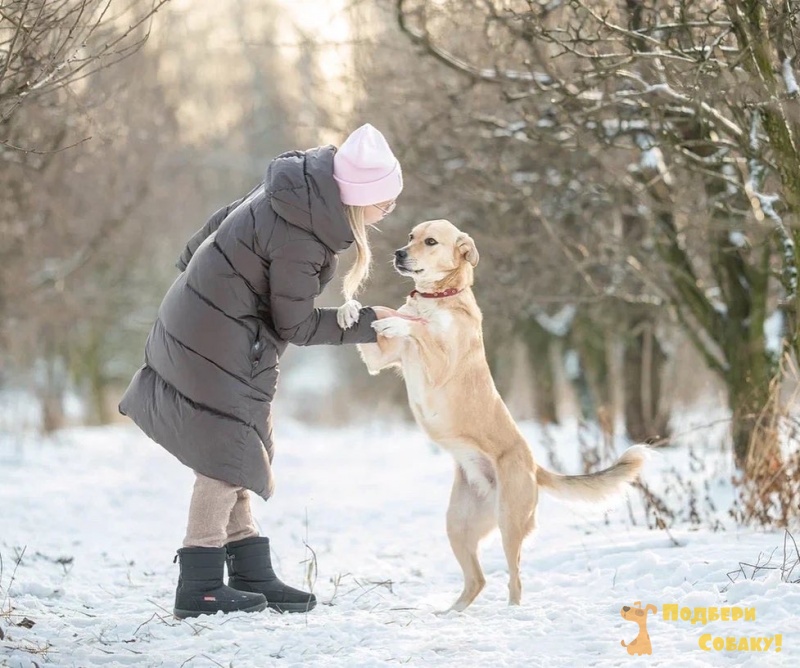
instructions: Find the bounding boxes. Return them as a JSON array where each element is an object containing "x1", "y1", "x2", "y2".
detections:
[{"x1": 119, "y1": 124, "x2": 405, "y2": 618}]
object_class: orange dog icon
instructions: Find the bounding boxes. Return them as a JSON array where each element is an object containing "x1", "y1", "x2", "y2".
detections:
[{"x1": 620, "y1": 602, "x2": 657, "y2": 655}]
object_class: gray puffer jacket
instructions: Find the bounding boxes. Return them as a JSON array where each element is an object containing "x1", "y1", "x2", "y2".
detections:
[{"x1": 119, "y1": 146, "x2": 377, "y2": 499}]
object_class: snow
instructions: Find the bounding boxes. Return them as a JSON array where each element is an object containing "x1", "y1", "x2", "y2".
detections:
[
  {"x1": 723, "y1": 163, "x2": 739, "y2": 196},
  {"x1": 764, "y1": 310, "x2": 785, "y2": 357},
  {"x1": 280, "y1": 348, "x2": 338, "y2": 396},
  {"x1": 758, "y1": 192, "x2": 783, "y2": 214},
  {"x1": 0, "y1": 388, "x2": 85, "y2": 435},
  {"x1": 729, "y1": 231, "x2": 748, "y2": 249},
  {"x1": 511, "y1": 171, "x2": 539, "y2": 186},
  {"x1": 782, "y1": 58, "x2": 799, "y2": 97},
  {"x1": 1, "y1": 417, "x2": 799, "y2": 666},
  {"x1": 533, "y1": 305, "x2": 576, "y2": 338},
  {"x1": 0, "y1": 390, "x2": 42, "y2": 435},
  {"x1": 639, "y1": 146, "x2": 663, "y2": 170},
  {"x1": 705, "y1": 287, "x2": 728, "y2": 316}
]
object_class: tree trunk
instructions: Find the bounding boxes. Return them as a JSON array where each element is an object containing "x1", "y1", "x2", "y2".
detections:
[
  {"x1": 38, "y1": 327, "x2": 67, "y2": 434},
  {"x1": 623, "y1": 308, "x2": 669, "y2": 443},
  {"x1": 645, "y1": 106, "x2": 779, "y2": 468},
  {"x1": 729, "y1": 375, "x2": 780, "y2": 471},
  {"x1": 727, "y1": 0, "x2": 800, "y2": 398},
  {"x1": 719, "y1": 274, "x2": 777, "y2": 469},
  {"x1": 519, "y1": 318, "x2": 558, "y2": 424},
  {"x1": 84, "y1": 333, "x2": 111, "y2": 425},
  {"x1": 89, "y1": 367, "x2": 111, "y2": 425},
  {"x1": 41, "y1": 391, "x2": 65, "y2": 433},
  {"x1": 39, "y1": 356, "x2": 66, "y2": 433},
  {"x1": 569, "y1": 312, "x2": 613, "y2": 422}
]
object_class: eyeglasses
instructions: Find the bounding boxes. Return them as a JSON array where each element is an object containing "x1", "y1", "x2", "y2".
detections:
[{"x1": 373, "y1": 200, "x2": 397, "y2": 217}]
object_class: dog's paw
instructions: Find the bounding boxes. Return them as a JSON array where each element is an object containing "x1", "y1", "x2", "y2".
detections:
[
  {"x1": 337, "y1": 300, "x2": 362, "y2": 329},
  {"x1": 372, "y1": 317, "x2": 413, "y2": 338}
]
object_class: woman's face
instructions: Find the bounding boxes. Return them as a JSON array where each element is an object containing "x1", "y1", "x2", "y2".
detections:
[{"x1": 364, "y1": 199, "x2": 397, "y2": 226}]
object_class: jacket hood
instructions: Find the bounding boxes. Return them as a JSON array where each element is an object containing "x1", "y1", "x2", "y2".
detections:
[{"x1": 265, "y1": 145, "x2": 354, "y2": 253}]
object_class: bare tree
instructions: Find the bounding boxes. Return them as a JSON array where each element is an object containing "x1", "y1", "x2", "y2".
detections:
[
  {"x1": 4, "y1": 43, "x2": 192, "y2": 426},
  {"x1": 341, "y1": 2, "x2": 663, "y2": 435},
  {"x1": 385, "y1": 0, "x2": 800, "y2": 467},
  {"x1": 0, "y1": 0, "x2": 172, "y2": 333},
  {"x1": 0, "y1": 0, "x2": 175, "y2": 426},
  {"x1": 0, "y1": 0, "x2": 170, "y2": 151}
]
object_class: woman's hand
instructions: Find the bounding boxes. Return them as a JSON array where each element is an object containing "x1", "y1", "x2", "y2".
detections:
[
  {"x1": 338, "y1": 303, "x2": 426, "y2": 329},
  {"x1": 337, "y1": 300, "x2": 362, "y2": 329},
  {"x1": 372, "y1": 306, "x2": 426, "y2": 322}
]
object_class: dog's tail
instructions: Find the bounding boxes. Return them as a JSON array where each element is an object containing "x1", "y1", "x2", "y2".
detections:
[{"x1": 535, "y1": 445, "x2": 647, "y2": 504}]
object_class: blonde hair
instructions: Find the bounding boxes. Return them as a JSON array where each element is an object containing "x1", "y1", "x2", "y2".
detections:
[{"x1": 342, "y1": 205, "x2": 373, "y2": 300}]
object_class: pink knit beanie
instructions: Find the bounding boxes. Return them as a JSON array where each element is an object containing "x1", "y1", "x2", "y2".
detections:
[{"x1": 333, "y1": 124, "x2": 403, "y2": 206}]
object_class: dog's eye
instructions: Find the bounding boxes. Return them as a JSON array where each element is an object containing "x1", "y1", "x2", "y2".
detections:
[{"x1": 425, "y1": 238, "x2": 438, "y2": 246}]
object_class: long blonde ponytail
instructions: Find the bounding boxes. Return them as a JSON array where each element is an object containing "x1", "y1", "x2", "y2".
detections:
[{"x1": 342, "y1": 205, "x2": 373, "y2": 301}]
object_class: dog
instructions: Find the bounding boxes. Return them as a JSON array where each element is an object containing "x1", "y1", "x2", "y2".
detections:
[
  {"x1": 621, "y1": 602, "x2": 657, "y2": 655},
  {"x1": 356, "y1": 219, "x2": 646, "y2": 612}
]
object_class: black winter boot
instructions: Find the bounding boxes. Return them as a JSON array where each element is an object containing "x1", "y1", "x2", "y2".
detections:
[
  {"x1": 226, "y1": 537, "x2": 317, "y2": 613},
  {"x1": 173, "y1": 547, "x2": 267, "y2": 619}
]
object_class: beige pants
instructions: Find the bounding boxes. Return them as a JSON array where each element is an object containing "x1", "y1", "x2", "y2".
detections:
[{"x1": 183, "y1": 472, "x2": 259, "y2": 548}]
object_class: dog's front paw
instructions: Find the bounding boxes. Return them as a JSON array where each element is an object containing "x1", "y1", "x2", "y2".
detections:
[
  {"x1": 372, "y1": 317, "x2": 412, "y2": 338},
  {"x1": 337, "y1": 300, "x2": 362, "y2": 329}
]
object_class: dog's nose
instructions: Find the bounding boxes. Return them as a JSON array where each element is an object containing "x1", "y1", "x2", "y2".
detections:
[
  {"x1": 622, "y1": 606, "x2": 630, "y2": 612},
  {"x1": 395, "y1": 249, "x2": 408, "y2": 260}
]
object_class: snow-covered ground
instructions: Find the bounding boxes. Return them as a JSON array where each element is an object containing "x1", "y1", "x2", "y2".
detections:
[{"x1": 1, "y1": 416, "x2": 798, "y2": 667}]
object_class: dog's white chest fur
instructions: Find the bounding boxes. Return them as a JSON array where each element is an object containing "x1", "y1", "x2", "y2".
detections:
[
  {"x1": 398, "y1": 301, "x2": 452, "y2": 424},
  {"x1": 400, "y1": 300, "x2": 452, "y2": 332},
  {"x1": 396, "y1": 300, "x2": 495, "y2": 495}
]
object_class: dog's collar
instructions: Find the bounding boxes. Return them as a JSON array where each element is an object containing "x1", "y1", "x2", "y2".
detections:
[{"x1": 409, "y1": 287, "x2": 463, "y2": 299}]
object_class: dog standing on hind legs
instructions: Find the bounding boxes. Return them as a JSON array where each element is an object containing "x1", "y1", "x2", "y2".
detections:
[{"x1": 354, "y1": 219, "x2": 647, "y2": 612}]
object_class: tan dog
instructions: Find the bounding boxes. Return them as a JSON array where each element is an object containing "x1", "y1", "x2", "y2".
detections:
[
  {"x1": 357, "y1": 219, "x2": 646, "y2": 612},
  {"x1": 621, "y1": 602, "x2": 657, "y2": 655}
]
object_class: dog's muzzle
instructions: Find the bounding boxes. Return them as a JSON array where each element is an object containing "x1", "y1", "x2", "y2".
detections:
[
  {"x1": 394, "y1": 248, "x2": 421, "y2": 274},
  {"x1": 394, "y1": 249, "x2": 408, "y2": 269},
  {"x1": 393, "y1": 248, "x2": 413, "y2": 274}
]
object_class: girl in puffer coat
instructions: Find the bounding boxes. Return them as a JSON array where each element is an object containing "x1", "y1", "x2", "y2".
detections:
[{"x1": 119, "y1": 124, "x2": 405, "y2": 618}]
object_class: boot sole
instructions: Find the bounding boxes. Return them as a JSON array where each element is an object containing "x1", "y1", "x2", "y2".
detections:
[
  {"x1": 267, "y1": 599, "x2": 317, "y2": 614},
  {"x1": 173, "y1": 600, "x2": 268, "y2": 619}
]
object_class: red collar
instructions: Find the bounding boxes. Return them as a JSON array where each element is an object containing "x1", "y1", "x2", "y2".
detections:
[{"x1": 410, "y1": 287, "x2": 463, "y2": 299}]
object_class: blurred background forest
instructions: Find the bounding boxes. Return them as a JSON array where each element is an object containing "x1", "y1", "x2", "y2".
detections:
[{"x1": 3, "y1": 0, "x2": 800, "y2": 497}]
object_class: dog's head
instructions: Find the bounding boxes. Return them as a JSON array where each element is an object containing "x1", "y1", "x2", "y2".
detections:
[
  {"x1": 620, "y1": 602, "x2": 657, "y2": 623},
  {"x1": 393, "y1": 219, "x2": 479, "y2": 286}
]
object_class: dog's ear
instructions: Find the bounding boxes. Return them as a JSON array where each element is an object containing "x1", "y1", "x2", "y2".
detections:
[
  {"x1": 646, "y1": 604, "x2": 657, "y2": 614},
  {"x1": 457, "y1": 234, "x2": 479, "y2": 267},
  {"x1": 633, "y1": 601, "x2": 642, "y2": 608}
]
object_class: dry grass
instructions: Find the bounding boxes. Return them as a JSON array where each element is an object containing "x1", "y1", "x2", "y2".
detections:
[
  {"x1": 732, "y1": 358, "x2": 800, "y2": 528},
  {"x1": 0, "y1": 546, "x2": 54, "y2": 665},
  {"x1": 724, "y1": 530, "x2": 800, "y2": 590},
  {"x1": 573, "y1": 416, "x2": 724, "y2": 533},
  {"x1": 560, "y1": 356, "x2": 800, "y2": 533}
]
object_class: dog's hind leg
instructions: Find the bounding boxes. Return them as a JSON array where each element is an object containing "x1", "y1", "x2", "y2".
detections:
[
  {"x1": 495, "y1": 452, "x2": 537, "y2": 606},
  {"x1": 444, "y1": 465, "x2": 497, "y2": 613}
]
